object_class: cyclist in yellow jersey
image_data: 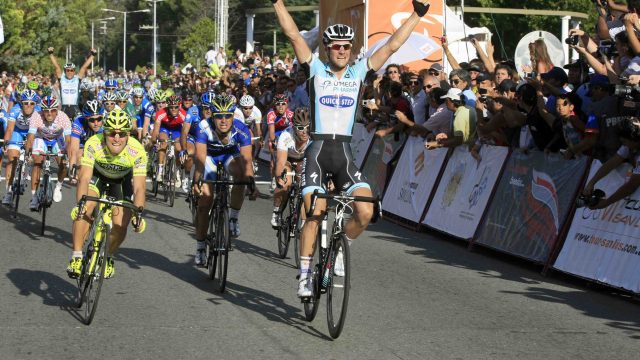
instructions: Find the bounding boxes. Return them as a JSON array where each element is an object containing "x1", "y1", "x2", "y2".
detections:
[{"x1": 67, "y1": 109, "x2": 147, "y2": 279}]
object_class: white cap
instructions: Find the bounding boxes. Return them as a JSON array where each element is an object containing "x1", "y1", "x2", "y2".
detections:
[{"x1": 440, "y1": 88, "x2": 462, "y2": 101}]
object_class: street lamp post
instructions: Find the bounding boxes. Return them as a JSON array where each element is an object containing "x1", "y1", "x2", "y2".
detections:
[
  {"x1": 146, "y1": 0, "x2": 165, "y2": 75},
  {"x1": 91, "y1": 17, "x2": 116, "y2": 72},
  {"x1": 102, "y1": 8, "x2": 150, "y2": 72}
]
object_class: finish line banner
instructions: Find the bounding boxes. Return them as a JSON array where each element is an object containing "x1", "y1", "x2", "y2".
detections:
[
  {"x1": 554, "y1": 160, "x2": 640, "y2": 293},
  {"x1": 474, "y1": 151, "x2": 589, "y2": 263},
  {"x1": 423, "y1": 145, "x2": 508, "y2": 240},
  {"x1": 382, "y1": 136, "x2": 447, "y2": 223},
  {"x1": 351, "y1": 123, "x2": 375, "y2": 168},
  {"x1": 360, "y1": 132, "x2": 407, "y2": 198}
]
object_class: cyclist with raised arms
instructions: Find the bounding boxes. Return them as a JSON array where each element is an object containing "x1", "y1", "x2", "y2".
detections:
[
  {"x1": 271, "y1": 0, "x2": 432, "y2": 297},
  {"x1": 151, "y1": 94, "x2": 186, "y2": 182},
  {"x1": 48, "y1": 47, "x2": 95, "y2": 119},
  {"x1": 67, "y1": 109, "x2": 147, "y2": 279},
  {"x1": 25, "y1": 96, "x2": 71, "y2": 210},
  {"x1": 271, "y1": 107, "x2": 311, "y2": 227},
  {"x1": 67, "y1": 100, "x2": 105, "y2": 184},
  {"x1": 2, "y1": 90, "x2": 42, "y2": 205},
  {"x1": 192, "y1": 94, "x2": 256, "y2": 265}
]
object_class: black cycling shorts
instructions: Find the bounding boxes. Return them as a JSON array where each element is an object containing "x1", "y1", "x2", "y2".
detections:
[
  {"x1": 301, "y1": 139, "x2": 370, "y2": 196},
  {"x1": 89, "y1": 171, "x2": 134, "y2": 202}
]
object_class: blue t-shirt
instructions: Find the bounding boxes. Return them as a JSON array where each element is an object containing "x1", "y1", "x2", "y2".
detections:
[{"x1": 308, "y1": 55, "x2": 368, "y2": 136}]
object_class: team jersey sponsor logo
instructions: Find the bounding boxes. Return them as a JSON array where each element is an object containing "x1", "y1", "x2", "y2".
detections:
[{"x1": 319, "y1": 95, "x2": 355, "y2": 108}]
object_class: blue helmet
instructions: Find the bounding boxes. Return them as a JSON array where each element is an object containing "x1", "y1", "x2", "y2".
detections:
[
  {"x1": 200, "y1": 91, "x2": 216, "y2": 107},
  {"x1": 104, "y1": 79, "x2": 118, "y2": 89},
  {"x1": 82, "y1": 100, "x2": 103, "y2": 117},
  {"x1": 21, "y1": 89, "x2": 40, "y2": 103},
  {"x1": 210, "y1": 94, "x2": 236, "y2": 113}
]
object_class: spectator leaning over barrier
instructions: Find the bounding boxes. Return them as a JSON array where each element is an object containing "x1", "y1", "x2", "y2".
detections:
[
  {"x1": 426, "y1": 88, "x2": 476, "y2": 150},
  {"x1": 582, "y1": 116, "x2": 640, "y2": 209},
  {"x1": 408, "y1": 72, "x2": 427, "y2": 126},
  {"x1": 564, "y1": 59, "x2": 591, "y2": 113},
  {"x1": 552, "y1": 92, "x2": 586, "y2": 159},
  {"x1": 581, "y1": 75, "x2": 623, "y2": 162},
  {"x1": 396, "y1": 87, "x2": 452, "y2": 139},
  {"x1": 449, "y1": 69, "x2": 477, "y2": 108},
  {"x1": 375, "y1": 81, "x2": 414, "y2": 138},
  {"x1": 515, "y1": 83, "x2": 561, "y2": 152}
]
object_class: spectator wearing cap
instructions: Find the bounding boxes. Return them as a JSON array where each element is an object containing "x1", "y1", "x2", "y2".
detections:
[
  {"x1": 426, "y1": 88, "x2": 476, "y2": 149},
  {"x1": 449, "y1": 69, "x2": 477, "y2": 108},
  {"x1": 564, "y1": 59, "x2": 591, "y2": 113},
  {"x1": 496, "y1": 79, "x2": 517, "y2": 100},
  {"x1": 467, "y1": 61, "x2": 485, "y2": 92},
  {"x1": 428, "y1": 63, "x2": 448, "y2": 87},
  {"x1": 538, "y1": 67, "x2": 570, "y2": 116}
]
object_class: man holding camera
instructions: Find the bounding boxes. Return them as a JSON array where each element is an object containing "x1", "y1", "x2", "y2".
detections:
[{"x1": 48, "y1": 47, "x2": 95, "y2": 119}]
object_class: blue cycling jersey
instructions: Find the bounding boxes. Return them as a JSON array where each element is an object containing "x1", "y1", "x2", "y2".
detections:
[
  {"x1": 195, "y1": 118, "x2": 251, "y2": 157},
  {"x1": 8, "y1": 104, "x2": 42, "y2": 131},
  {"x1": 308, "y1": 54, "x2": 368, "y2": 137}
]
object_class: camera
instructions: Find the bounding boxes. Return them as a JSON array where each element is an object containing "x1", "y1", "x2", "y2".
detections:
[
  {"x1": 598, "y1": 40, "x2": 618, "y2": 57},
  {"x1": 565, "y1": 35, "x2": 579, "y2": 46},
  {"x1": 614, "y1": 84, "x2": 640, "y2": 98},
  {"x1": 524, "y1": 71, "x2": 537, "y2": 78},
  {"x1": 575, "y1": 189, "x2": 605, "y2": 208}
]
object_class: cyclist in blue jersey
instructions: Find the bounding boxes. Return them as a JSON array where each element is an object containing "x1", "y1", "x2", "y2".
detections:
[
  {"x1": 141, "y1": 90, "x2": 168, "y2": 141},
  {"x1": 2, "y1": 90, "x2": 42, "y2": 205},
  {"x1": 128, "y1": 87, "x2": 153, "y2": 140},
  {"x1": 67, "y1": 100, "x2": 105, "y2": 184},
  {"x1": 97, "y1": 79, "x2": 118, "y2": 102},
  {"x1": 272, "y1": 0, "x2": 432, "y2": 297},
  {"x1": 192, "y1": 94, "x2": 256, "y2": 265},
  {"x1": 178, "y1": 90, "x2": 204, "y2": 192}
]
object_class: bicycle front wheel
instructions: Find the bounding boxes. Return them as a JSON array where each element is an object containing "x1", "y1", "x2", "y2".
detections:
[
  {"x1": 212, "y1": 207, "x2": 229, "y2": 293},
  {"x1": 78, "y1": 215, "x2": 109, "y2": 325},
  {"x1": 166, "y1": 158, "x2": 176, "y2": 206},
  {"x1": 40, "y1": 175, "x2": 49, "y2": 235},
  {"x1": 326, "y1": 234, "x2": 351, "y2": 339},
  {"x1": 277, "y1": 211, "x2": 290, "y2": 259},
  {"x1": 13, "y1": 161, "x2": 24, "y2": 217},
  {"x1": 151, "y1": 160, "x2": 159, "y2": 198}
]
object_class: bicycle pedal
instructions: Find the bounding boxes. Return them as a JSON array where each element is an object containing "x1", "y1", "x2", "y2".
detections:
[{"x1": 300, "y1": 296, "x2": 312, "y2": 303}]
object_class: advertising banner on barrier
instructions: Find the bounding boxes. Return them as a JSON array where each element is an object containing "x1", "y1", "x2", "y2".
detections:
[
  {"x1": 360, "y1": 133, "x2": 407, "y2": 198},
  {"x1": 422, "y1": 145, "x2": 509, "y2": 240},
  {"x1": 474, "y1": 151, "x2": 589, "y2": 263},
  {"x1": 554, "y1": 160, "x2": 640, "y2": 293},
  {"x1": 382, "y1": 136, "x2": 447, "y2": 223},
  {"x1": 351, "y1": 123, "x2": 375, "y2": 168}
]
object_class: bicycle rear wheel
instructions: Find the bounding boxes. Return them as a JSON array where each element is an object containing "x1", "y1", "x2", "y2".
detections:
[
  {"x1": 326, "y1": 234, "x2": 351, "y2": 339},
  {"x1": 212, "y1": 207, "x2": 229, "y2": 293},
  {"x1": 40, "y1": 175, "x2": 49, "y2": 235},
  {"x1": 151, "y1": 160, "x2": 159, "y2": 198},
  {"x1": 207, "y1": 204, "x2": 218, "y2": 279},
  {"x1": 166, "y1": 158, "x2": 176, "y2": 206},
  {"x1": 292, "y1": 196, "x2": 302, "y2": 268}
]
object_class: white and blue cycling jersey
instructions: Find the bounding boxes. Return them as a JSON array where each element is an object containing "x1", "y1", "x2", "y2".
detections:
[
  {"x1": 184, "y1": 107, "x2": 201, "y2": 139},
  {"x1": 308, "y1": 54, "x2": 368, "y2": 138},
  {"x1": 195, "y1": 118, "x2": 252, "y2": 180}
]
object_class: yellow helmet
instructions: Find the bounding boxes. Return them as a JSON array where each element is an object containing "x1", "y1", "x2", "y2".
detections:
[{"x1": 103, "y1": 109, "x2": 132, "y2": 132}]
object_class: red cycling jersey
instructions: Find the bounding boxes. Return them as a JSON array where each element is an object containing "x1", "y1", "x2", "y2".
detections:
[
  {"x1": 266, "y1": 109, "x2": 293, "y2": 132},
  {"x1": 155, "y1": 108, "x2": 186, "y2": 130}
]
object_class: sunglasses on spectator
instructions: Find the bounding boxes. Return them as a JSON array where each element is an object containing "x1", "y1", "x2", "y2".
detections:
[
  {"x1": 294, "y1": 125, "x2": 309, "y2": 132},
  {"x1": 105, "y1": 130, "x2": 129, "y2": 138},
  {"x1": 450, "y1": 79, "x2": 462, "y2": 85},
  {"x1": 409, "y1": 80, "x2": 419, "y2": 85},
  {"x1": 22, "y1": 101, "x2": 36, "y2": 106},
  {"x1": 423, "y1": 84, "x2": 436, "y2": 89},
  {"x1": 428, "y1": 70, "x2": 440, "y2": 75},
  {"x1": 387, "y1": 70, "x2": 399, "y2": 75},
  {"x1": 329, "y1": 43, "x2": 352, "y2": 51},
  {"x1": 104, "y1": 101, "x2": 116, "y2": 106},
  {"x1": 213, "y1": 113, "x2": 233, "y2": 120},
  {"x1": 87, "y1": 116, "x2": 103, "y2": 123}
]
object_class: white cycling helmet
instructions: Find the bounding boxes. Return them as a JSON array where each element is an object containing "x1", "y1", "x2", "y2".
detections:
[
  {"x1": 322, "y1": 24, "x2": 355, "y2": 45},
  {"x1": 239, "y1": 95, "x2": 255, "y2": 108}
]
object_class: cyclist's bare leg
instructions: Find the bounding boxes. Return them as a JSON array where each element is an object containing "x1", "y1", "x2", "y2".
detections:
[
  {"x1": 71, "y1": 189, "x2": 99, "y2": 252},
  {"x1": 30, "y1": 155, "x2": 43, "y2": 192},
  {"x1": 195, "y1": 183, "x2": 213, "y2": 240},
  {"x1": 273, "y1": 163, "x2": 293, "y2": 209},
  {"x1": 228, "y1": 159, "x2": 245, "y2": 211},
  {"x1": 4, "y1": 149, "x2": 19, "y2": 190},
  {"x1": 157, "y1": 132, "x2": 168, "y2": 166},
  {"x1": 55, "y1": 156, "x2": 67, "y2": 183},
  {"x1": 184, "y1": 142, "x2": 195, "y2": 174},
  {"x1": 108, "y1": 207, "x2": 131, "y2": 255},
  {"x1": 344, "y1": 187, "x2": 374, "y2": 241},
  {"x1": 300, "y1": 193, "x2": 327, "y2": 258}
]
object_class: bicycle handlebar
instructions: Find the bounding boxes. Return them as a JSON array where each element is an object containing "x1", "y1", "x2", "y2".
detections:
[{"x1": 78, "y1": 195, "x2": 144, "y2": 223}]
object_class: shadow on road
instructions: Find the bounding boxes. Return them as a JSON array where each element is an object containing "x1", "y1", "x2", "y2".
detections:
[
  {"x1": 5, "y1": 268, "x2": 86, "y2": 323},
  {"x1": 0, "y1": 205, "x2": 73, "y2": 249},
  {"x1": 234, "y1": 238, "x2": 297, "y2": 270},
  {"x1": 369, "y1": 220, "x2": 640, "y2": 339}
]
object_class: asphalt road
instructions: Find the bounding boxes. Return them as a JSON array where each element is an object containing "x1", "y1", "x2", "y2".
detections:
[{"x1": 1, "y1": 170, "x2": 639, "y2": 360}]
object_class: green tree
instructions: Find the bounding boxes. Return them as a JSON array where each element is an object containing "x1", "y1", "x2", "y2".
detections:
[{"x1": 177, "y1": 17, "x2": 217, "y2": 65}]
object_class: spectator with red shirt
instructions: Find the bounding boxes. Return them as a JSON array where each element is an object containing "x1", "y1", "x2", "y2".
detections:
[{"x1": 152, "y1": 95, "x2": 186, "y2": 182}]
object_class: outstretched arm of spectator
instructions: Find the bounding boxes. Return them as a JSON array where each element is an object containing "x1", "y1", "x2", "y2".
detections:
[
  {"x1": 48, "y1": 47, "x2": 62, "y2": 79},
  {"x1": 624, "y1": 13, "x2": 640, "y2": 56},
  {"x1": 571, "y1": 44, "x2": 607, "y2": 75},
  {"x1": 272, "y1": 0, "x2": 312, "y2": 64},
  {"x1": 606, "y1": 0, "x2": 629, "y2": 13},
  {"x1": 569, "y1": 29, "x2": 598, "y2": 54},
  {"x1": 596, "y1": 6, "x2": 612, "y2": 40},
  {"x1": 78, "y1": 49, "x2": 95, "y2": 79},
  {"x1": 471, "y1": 38, "x2": 495, "y2": 73},
  {"x1": 442, "y1": 38, "x2": 461, "y2": 70}
]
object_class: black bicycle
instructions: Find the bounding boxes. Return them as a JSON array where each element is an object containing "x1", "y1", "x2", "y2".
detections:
[
  {"x1": 74, "y1": 186, "x2": 143, "y2": 325},
  {"x1": 199, "y1": 161, "x2": 253, "y2": 293},
  {"x1": 35, "y1": 144, "x2": 65, "y2": 235},
  {"x1": 8, "y1": 142, "x2": 28, "y2": 217},
  {"x1": 302, "y1": 189, "x2": 380, "y2": 339},
  {"x1": 275, "y1": 167, "x2": 303, "y2": 265}
]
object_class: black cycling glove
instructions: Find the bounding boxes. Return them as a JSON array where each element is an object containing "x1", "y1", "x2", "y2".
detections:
[{"x1": 412, "y1": 0, "x2": 430, "y2": 17}]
